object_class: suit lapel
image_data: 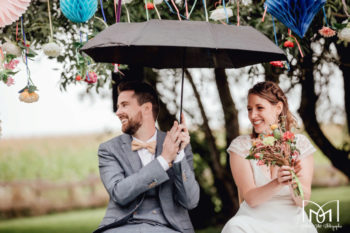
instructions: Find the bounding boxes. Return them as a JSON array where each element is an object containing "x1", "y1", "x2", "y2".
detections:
[{"x1": 121, "y1": 134, "x2": 142, "y2": 173}]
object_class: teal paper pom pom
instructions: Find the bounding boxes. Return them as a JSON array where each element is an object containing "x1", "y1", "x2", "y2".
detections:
[{"x1": 60, "y1": 0, "x2": 98, "y2": 23}]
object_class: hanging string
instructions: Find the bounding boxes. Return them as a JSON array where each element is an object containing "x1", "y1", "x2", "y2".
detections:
[
  {"x1": 20, "y1": 17, "x2": 32, "y2": 87},
  {"x1": 114, "y1": 0, "x2": 118, "y2": 22},
  {"x1": 164, "y1": 1, "x2": 186, "y2": 19},
  {"x1": 47, "y1": 0, "x2": 54, "y2": 41},
  {"x1": 117, "y1": 0, "x2": 122, "y2": 22},
  {"x1": 322, "y1": 6, "x2": 329, "y2": 27},
  {"x1": 185, "y1": 0, "x2": 189, "y2": 19},
  {"x1": 124, "y1": 4, "x2": 131, "y2": 22},
  {"x1": 271, "y1": 16, "x2": 278, "y2": 46},
  {"x1": 236, "y1": 0, "x2": 240, "y2": 26},
  {"x1": 288, "y1": 29, "x2": 304, "y2": 57},
  {"x1": 99, "y1": 0, "x2": 107, "y2": 22},
  {"x1": 144, "y1": 0, "x2": 150, "y2": 21},
  {"x1": 188, "y1": 0, "x2": 198, "y2": 19},
  {"x1": 202, "y1": 0, "x2": 209, "y2": 22},
  {"x1": 222, "y1": 0, "x2": 229, "y2": 24},
  {"x1": 262, "y1": 5, "x2": 267, "y2": 22},
  {"x1": 153, "y1": 0, "x2": 162, "y2": 20},
  {"x1": 342, "y1": 0, "x2": 350, "y2": 17},
  {"x1": 170, "y1": 0, "x2": 182, "y2": 21},
  {"x1": 16, "y1": 22, "x2": 19, "y2": 41}
]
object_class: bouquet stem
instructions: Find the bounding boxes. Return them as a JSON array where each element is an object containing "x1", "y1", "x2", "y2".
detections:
[{"x1": 291, "y1": 170, "x2": 304, "y2": 200}]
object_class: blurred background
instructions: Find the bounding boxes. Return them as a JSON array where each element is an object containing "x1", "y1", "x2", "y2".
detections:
[{"x1": 1, "y1": 0, "x2": 350, "y2": 233}]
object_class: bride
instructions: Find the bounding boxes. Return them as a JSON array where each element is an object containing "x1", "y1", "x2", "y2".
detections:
[{"x1": 222, "y1": 81, "x2": 318, "y2": 233}]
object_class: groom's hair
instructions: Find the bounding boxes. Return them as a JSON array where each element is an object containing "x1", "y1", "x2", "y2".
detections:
[{"x1": 117, "y1": 81, "x2": 160, "y2": 121}]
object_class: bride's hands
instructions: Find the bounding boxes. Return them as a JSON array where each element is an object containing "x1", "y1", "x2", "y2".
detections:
[{"x1": 277, "y1": 166, "x2": 293, "y2": 185}]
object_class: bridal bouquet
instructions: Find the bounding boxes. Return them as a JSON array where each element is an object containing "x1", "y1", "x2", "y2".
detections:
[{"x1": 245, "y1": 119, "x2": 304, "y2": 199}]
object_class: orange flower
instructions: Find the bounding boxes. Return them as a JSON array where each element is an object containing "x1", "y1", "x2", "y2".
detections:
[
  {"x1": 270, "y1": 61, "x2": 284, "y2": 68},
  {"x1": 283, "y1": 40, "x2": 294, "y2": 48},
  {"x1": 282, "y1": 131, "x2": 295, "y2": 142},
  {"x1": 318, "y1": 26, "x2": 336, "y2": 38},
  {"x1": 19, "y1": 89, "x2": 39, "y2": 103},
  {"x1": 75, "y1": 75, "x2": 82, "y2": 81},
  {"x1": 145, "y1": 2, "x2": 154, "y2": 10}
]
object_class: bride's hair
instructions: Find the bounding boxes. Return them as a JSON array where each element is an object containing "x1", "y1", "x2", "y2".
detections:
[{"x1": 248, "y1": 81, "x2": 297, "y2": 138}]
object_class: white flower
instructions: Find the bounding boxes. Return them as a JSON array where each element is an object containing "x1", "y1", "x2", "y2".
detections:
[
  {"x1": 154, "y1": 0, "x2": 163, "y2": 5},
  {"x1": 2, "y1": 42, "x2": 22, "y2": 57},
  {"x1": 209, "y1": 7, "x2": 233, "y2": 21},
  {"x1": 43, "y1": 42, "x2": 61, "y2": 57},
  {"x1": 338, "y1": 27, "x2": 350, "y2": 42}
]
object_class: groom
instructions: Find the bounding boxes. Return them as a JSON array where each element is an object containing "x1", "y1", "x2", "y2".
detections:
[{"x1": 94, "y1": 81, "x2": 200, "y2": 233}]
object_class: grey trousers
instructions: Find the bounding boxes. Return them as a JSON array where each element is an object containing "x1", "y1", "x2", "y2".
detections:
[{"x1": 103, "y1": 223, "x2": 180, "y2": 233}]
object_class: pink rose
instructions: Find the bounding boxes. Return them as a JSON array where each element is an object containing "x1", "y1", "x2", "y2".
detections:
[
  {"x1": 257, "y1": 160, "x2": 265, "y2": 166},
  {"x1": 283, "y1": 131, "x2": 295, "y2": 142},
  {"x1": 85, "y1": 71, "x2": 98, "y2": 84}
]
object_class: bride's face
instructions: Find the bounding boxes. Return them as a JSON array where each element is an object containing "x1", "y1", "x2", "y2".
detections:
[{"x1": 247, "y1": 94, "x2": 282, "y2": 134}]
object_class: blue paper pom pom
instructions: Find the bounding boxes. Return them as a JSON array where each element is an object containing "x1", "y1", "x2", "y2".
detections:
[
  {"x1": 60, "y1": 0, "x2": 98, "y2": 23},
  {"x1": 265, "y1": 0, "x2": 326, "y2": 38}
]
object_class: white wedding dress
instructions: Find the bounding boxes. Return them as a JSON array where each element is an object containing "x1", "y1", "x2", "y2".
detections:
[{"x1": 222, "y1": 134, "x2": 318, "y2": 233}]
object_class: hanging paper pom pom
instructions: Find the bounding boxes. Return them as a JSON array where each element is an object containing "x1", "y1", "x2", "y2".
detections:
[
  {"x1": 318, "y1": 26, "x2": 336, "y2": 38},
  {"x1": 209, "y1": 7, "x2": 233, "y2": 21},
  {"x1": 2, "y1": 41, "x2": 22, "y2": 57},
  {"x1": 338, "y1": 25, "x2": 350, "y2": 42},
  {"x1": 19, "y1": 89, "x2": 39, "y2": 103},
  {"x1": 60, "y1": 0, "x2": 98, "y2": 23},
  {"x1": 264, "y1": 0, "x2": 326, "y2": 38},
  {"x1": 42, "y1": 42, "x2": 61, "y2": 57}
]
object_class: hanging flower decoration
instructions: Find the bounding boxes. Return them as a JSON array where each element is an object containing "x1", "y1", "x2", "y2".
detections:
[
  {"x1": 43, "y1": 0, "x2": 61, "y2": 58},
  {"x1": 318, "y1": 26, "x2": 336, "y2": 38},
  {"x1": 60, "y1": 0, "x2": 98, "y2": 23},
  {"x1": 84, "y1": 71, "x2": 98, "y2": 84},
  {"x1": 209, "y1": 6, "x2": 233, "y2": 21},
  {"x1": 145, "y1": 2, "x2": 155, "y2": 10},
  {"x1": 19, "y1": 87, "x2": 39, "y2": 103},
  {"x1": 283, "y1": 39, "x2": 294, "y2": 48},
  {"x1": 338, "y1": 24, "x2": 350, "y2": 43},
  {"x1": 43, "y1": 42, "x2": 61, "y2": 57},
  {"x1": 2, "y1": 40, "x2": 22, "y2": 57},
  {"x1": 270, "y1": 61, "x2": 284, "y2": 68},
  {"x1": 0, "y1": 47, "x2": 20, "y2": 87}
]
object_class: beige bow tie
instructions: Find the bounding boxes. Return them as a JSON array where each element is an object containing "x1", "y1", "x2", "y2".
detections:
[{"x1": 131, "y1": 140, "x2": 156, "y2": 154}]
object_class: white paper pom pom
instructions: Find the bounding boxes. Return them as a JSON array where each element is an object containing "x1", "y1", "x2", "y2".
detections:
[
  {"x1": 209, "y1": 7, "x2": 233, "y2": 21},
  {"x1": 338, "y1": 27, "x2": 350, "y2": 42},
  {"x1": 43, "y1": 42, "x2": 61, "y2": 57},
  {"x1": 2, "y1": 42, "x2": 22, "y2": 57}
]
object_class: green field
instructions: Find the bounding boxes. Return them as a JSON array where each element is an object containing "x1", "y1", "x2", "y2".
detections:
[{"x1": 0, "y1": 186, "x2": 348, "y2": 233}]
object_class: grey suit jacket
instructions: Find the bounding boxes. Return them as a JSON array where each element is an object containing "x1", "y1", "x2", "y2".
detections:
[{"x1": 94, "y1": 130, "x2": 200, "y2": 233}]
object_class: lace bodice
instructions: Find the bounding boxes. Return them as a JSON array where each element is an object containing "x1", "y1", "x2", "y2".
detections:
[{"x1": 227, "y1": 134, "x2": 316, "y2": 159}]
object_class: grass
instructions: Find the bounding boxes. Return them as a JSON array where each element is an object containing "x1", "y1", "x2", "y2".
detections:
[{"x1": 0, "y1": 186, "x2": 348, "y2": 233}]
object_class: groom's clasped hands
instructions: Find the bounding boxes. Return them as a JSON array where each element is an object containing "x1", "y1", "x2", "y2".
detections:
[{"x1": 161, "y1": 114, "x2": 190, "y2": 164}]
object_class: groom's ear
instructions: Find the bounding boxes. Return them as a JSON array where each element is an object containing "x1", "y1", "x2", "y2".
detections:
[{"x1": 143, "y1": 102, "x2": 153, "y2": 115}]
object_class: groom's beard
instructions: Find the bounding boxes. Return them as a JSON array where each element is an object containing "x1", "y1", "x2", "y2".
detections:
[{"x1": 121, "y1": 111, "x2": 142, "y2": 135}]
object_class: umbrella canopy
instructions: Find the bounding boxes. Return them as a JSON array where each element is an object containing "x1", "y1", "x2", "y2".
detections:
[{"x1": 81, "y1": 19, "x2": 286, "y2": 69}]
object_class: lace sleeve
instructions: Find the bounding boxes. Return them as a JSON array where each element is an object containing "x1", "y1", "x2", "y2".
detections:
[
  {"x1": 227, "y1": 135, "x2": 251, "y2": 158},
  {"x1": 296, "y1": 134, "x2": 317, "y2": 159}
]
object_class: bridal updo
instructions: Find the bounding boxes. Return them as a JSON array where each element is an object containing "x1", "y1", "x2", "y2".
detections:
[{"x1": 248, "y1": 81, "x2": 297, "y2": 137}]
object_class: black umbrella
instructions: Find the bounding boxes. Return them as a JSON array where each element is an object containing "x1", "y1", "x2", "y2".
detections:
[{"x1": 81, "y1": 20, "x2": 287, "y2": 120}]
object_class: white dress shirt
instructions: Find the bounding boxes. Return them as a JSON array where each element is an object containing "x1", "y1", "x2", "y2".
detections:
[{"x1": 132, "y1": 131, "x2": 185, "y2": 170}]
